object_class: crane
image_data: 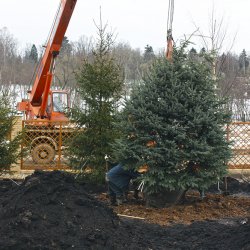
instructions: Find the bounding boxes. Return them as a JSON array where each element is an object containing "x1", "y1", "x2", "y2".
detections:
[
  {"x1": 18, "y1": 0, "x2": 77, "y2": 122},
  {"x1": 17, "y1": 0, "x2": 77, "y2": 167}
]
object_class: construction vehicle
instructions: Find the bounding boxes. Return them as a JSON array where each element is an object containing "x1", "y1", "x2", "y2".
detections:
[{"x1": 17, "y1": 0, "x2": 77, "y2": 169}]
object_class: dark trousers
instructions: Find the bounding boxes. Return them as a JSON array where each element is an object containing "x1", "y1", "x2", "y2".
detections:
[{"x1": 107, "y1": 181, "x2": 124, "y2": 198}]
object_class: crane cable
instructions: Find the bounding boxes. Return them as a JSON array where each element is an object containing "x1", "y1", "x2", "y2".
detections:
[{"x1": 166, "y1": 0, "x2": 174, "y2": 60}]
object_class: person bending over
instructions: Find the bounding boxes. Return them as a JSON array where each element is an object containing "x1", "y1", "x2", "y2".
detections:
[{"x1": 106, "y1": 163, "x2": 140, "y2": 206}]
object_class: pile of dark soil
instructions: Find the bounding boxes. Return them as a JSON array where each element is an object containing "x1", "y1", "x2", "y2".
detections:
[
  {"x1": 208, "y1": 177, "x2": 250, "y2": 195},
  {"x1": 0, "y1": 179, "x2": 18, "y2": 194},
  {"x1": 225, "y1": 177, "x2": 250, "y2": 194},
  {"x1": 0, "y1": 171, "x2": 148, "y2": 250},
  {"x1": 0, "y1": 171, "x2": 249, "y2": 250},
  {"x1": 124, "y1": 217, "x2": 250, "y2": 250}
]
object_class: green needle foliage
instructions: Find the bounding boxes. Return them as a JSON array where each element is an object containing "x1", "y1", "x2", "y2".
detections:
[
  {"x1": 0, "y1": 93, "x2": 21, "y2": 173},
  {"x1": 68, "y1": 24, "x2": 124, "y2": 181},
  {"x1": 112, "y1": 43, "x2": 231, "y2": 194}
]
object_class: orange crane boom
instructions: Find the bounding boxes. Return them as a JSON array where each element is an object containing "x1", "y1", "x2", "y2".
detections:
[{"x1": 18, "y1": 0, "x2": 77, "y2": 121}]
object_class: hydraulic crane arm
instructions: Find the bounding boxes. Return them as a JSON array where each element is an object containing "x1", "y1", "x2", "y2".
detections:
[
  {"x1": 166, "y1": 0, "x2": 174, "y2": 61},
  {"x1": 30, "y1": 0, "x2": 77, "y2": 117}
]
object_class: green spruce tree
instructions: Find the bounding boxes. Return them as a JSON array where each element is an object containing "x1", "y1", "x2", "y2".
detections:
[
  {"x1": 112, "y1": 43, "x2": 231, "y2": 194},
  {"x1": 0, "y1": 93, "x2": 21, "y2": 173},
  {"x1": 60, "y1": 36, "x2": 72, "y2": 54},
  {"x1": 239, "y1": 49, "x2": 249, "y2": 75},
  {"x1": 29, "y1": 44, "x2": 38, "y2": 62},
  {"x1": 68, "y1": 24, "x2": 124, "y2": 181},
  {"x1": 143, "y1": 44, "x2": 155, "y2": 62}
]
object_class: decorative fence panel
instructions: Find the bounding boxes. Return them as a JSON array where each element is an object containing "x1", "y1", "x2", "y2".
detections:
[
  {"x1": 19, "y1": 120, "x2": 250, "y2": 171},
  {"x1": 227, "y1": 122, "x2": 250, "y2": 169},
  {"x1": 21, "y1": 120, "x2": 76, "y2": 170}
]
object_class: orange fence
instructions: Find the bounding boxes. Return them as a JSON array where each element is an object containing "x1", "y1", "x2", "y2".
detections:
[
  {"x1": 20, "y1": 120, "x2": 76, "y2": 170},
  {"x1": 19, "y1": 120, "x2": 250, "y2": 171}
]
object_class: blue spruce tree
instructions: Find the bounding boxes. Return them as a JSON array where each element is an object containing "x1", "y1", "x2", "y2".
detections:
[{"x1": 112, "y1": 43, "x2": 231, "y2": 196}]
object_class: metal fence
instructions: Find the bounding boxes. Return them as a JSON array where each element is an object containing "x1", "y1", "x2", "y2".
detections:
[
  {"x1": 227, "y1": 122, "x2": 250, "y2": 169},
  {"x1": 19, "y1": 120, "x2": 250, "y2": 171},
  {"x1": 21, "y1": 120, "x2": 76, "y2": 170}
]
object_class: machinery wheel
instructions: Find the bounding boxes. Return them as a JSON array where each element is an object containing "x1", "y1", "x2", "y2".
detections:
[{"x1": 31, "y1": 143, "x2": 55, "y2": 164}]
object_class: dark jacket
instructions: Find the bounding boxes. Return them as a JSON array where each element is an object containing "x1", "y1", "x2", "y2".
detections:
[{"x1": 106, "y1": 163, "x2": 140, "y2": 190}]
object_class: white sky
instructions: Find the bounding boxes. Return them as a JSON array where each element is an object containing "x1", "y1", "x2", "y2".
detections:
[{"x1": 0, "y1": 0, "x2": 249, "y2": 54}]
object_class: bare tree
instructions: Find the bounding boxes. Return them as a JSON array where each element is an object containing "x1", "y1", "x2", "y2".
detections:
[
  {"x1": 191, "y1": 6, "x2": 244, "y2": 117},
  {"x1": 0, "y1": 28, "x2": 18, "y2": 88}
]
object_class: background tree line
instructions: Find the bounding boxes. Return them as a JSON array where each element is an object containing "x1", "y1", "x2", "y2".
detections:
[
  {"x1": 1, "y1": 26, "x2": 250, "y2": 120},
  {"x1": 0, "y1": 27, "x2": 154, "y2": 108}
]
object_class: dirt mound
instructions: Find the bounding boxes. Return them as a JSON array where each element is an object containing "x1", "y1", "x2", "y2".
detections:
[
  {"x1": 0, "y1": 179, "x2": 17, "y2": 194},
  {"x1": 0, "y1": 171, "x2": 147, "y2": 250},
  {"x1": 0, "y1": 171, "x2": 249, "y2": 250},
  {"x1": 225, "y1": 177, "x2": 250, "y2": 194}
]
